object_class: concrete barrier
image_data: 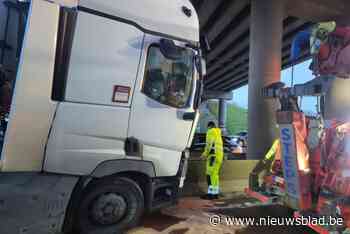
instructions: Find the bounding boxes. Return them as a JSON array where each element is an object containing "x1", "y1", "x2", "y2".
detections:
[{"x1": 183, "y1": 159, "x2": 258, "y2": 196}]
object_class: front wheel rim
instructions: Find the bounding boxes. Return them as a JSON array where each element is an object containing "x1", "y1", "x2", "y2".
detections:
[{"x1": 89, "y1": 193, "x2": 128, "y2": 225}]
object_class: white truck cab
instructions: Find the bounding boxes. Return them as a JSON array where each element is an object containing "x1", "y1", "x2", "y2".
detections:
[{"x1": 0, "y1": 0, "x2": 203, "y2": 233}]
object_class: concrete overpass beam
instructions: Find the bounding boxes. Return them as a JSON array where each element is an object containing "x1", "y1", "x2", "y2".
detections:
[{"x1": 247, "y1": 0, "x2": 285, "y2": 159}]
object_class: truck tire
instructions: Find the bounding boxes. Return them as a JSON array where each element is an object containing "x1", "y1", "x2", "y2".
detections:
[{"x1": 75, "y1": 177, "x2": 144, "y2": 234}]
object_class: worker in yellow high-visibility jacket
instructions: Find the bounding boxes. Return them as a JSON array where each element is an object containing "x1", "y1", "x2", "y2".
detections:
[
  {"x1": 201, "y1": 121, "x2": 224, "y2": 200},
  {"x1": 264, "y1": 139, "x2": 281, "y2": 171},
  {"x1": 249, "y1": 139, "x2": 281, "y2": 191}
]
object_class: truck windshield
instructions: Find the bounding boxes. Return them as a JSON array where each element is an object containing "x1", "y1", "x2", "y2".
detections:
[{"x1": 142, "y1": 45, "x2": 194, "y2": 108}]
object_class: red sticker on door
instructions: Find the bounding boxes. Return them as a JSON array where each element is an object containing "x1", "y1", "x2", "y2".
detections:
[{"x1": 112, "y1": 85, "x2": 130, "y2": 103}]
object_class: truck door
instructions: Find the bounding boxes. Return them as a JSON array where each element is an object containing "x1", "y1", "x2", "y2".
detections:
[
  {"x1": 128, "y1": 35, "x2": 197, "y2": 177},
  {"x1": 44, "y1": 9, "x2": 145, "y2": 175}
]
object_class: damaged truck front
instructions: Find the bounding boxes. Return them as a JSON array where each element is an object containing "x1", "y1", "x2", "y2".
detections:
[{"x1": 0, "y1": 0, "x2": 205, "y2": 233}]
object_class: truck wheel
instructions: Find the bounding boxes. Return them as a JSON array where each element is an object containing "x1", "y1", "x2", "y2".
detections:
[{"x1": 76, "y1": 177, "x2": 144, "y2": 234}]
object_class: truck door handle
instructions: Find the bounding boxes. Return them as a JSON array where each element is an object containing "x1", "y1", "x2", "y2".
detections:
[
  {"x1": 124, "y1": 137, "x2": 142, "y2": 157},
  {"x1": 182, "y1": 112, "x2": 196, "y2": 121}
]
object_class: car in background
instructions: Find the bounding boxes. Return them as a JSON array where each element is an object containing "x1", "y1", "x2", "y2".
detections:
[
  {"x1": 228, "y1": 135, "x2": 240, "y2": 145},
  {"x1": 190, "y1": 133, "x2": 246, "y2": 159},
  {"x1": 190, "y1": 133, "x2": 235, "y2": 153},
  {"x1": 236, "y1": 131, "x2": 248, "y2": 147},
  {"x1": 237, "y1": 131, "x2": 247, "y2": 140}
]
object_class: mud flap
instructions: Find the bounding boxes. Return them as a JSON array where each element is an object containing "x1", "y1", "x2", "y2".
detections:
[{"x1": 0, "y1": 173, "x2": 78, "y2": 234}]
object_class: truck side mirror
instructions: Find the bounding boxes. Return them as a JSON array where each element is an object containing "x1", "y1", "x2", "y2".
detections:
[
  {"x1": 200, "y1": 57, "x2": 206, "y2": 76},
  {"x1": 200, "y1": 35, "x2": 211, "y2": 53},
  {"x1": 195, "y1": 55, "x2": 206, "y2": 77},
  {"x1": 193, "y1": 77, "x2": 203, "y2": 110},
  {"x1": 159, "y1": 39, "x2": 182, "y2": 60}
]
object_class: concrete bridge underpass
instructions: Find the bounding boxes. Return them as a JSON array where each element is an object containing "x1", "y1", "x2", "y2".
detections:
[{"x1": 191, "y1": 0, "x2": 350, "y2": 159}]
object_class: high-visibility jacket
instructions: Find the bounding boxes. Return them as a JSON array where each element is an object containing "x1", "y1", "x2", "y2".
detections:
[
  {"x1": 264, "y1": 139, "x2": 281, "y2": 161},
  {"x1": 264, "y1": 139, "x2": 281, "y2": 173},
  {"x1": 202, "y1": 127, "x2": 224, "y2": 195},
  {"x1": 202, "y1": 127, "x2": 223, "y2": 160}
]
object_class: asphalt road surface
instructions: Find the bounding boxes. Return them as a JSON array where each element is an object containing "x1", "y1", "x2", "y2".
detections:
[{"x1": 128, "y1": 195, "x2": 317, "y2": 234}]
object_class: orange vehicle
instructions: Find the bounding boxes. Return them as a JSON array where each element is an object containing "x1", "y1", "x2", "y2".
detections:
[{"x1": 246, "y1": 78, "x2": 350, "y2": 234}]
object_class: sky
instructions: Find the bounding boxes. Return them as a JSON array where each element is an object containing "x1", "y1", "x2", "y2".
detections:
[{"x1": 232, "y1": 59, "x2": 318, "y2": 114}]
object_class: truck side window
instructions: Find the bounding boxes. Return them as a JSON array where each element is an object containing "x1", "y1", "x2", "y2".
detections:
[{"x1": 142, "y1": 45, "x2": 193, "y2": 108}]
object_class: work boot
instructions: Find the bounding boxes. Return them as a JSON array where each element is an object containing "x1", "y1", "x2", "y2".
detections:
[{"x1": 200, "y1": 194, "x2": 213, "y2": 200}]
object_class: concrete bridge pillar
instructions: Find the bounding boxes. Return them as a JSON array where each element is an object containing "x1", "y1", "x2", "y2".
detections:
[
  {"x1": 247, "y1": 0, "x2": 285, "y2": 159},
  {"x1": 218, "y1": 98, "x2": 227, "y2": 135}
]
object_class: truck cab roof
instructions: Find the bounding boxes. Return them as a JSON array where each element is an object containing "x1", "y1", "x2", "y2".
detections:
[{"x1": 52, "y1": 0, "x2": 200, "y2": 43}]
